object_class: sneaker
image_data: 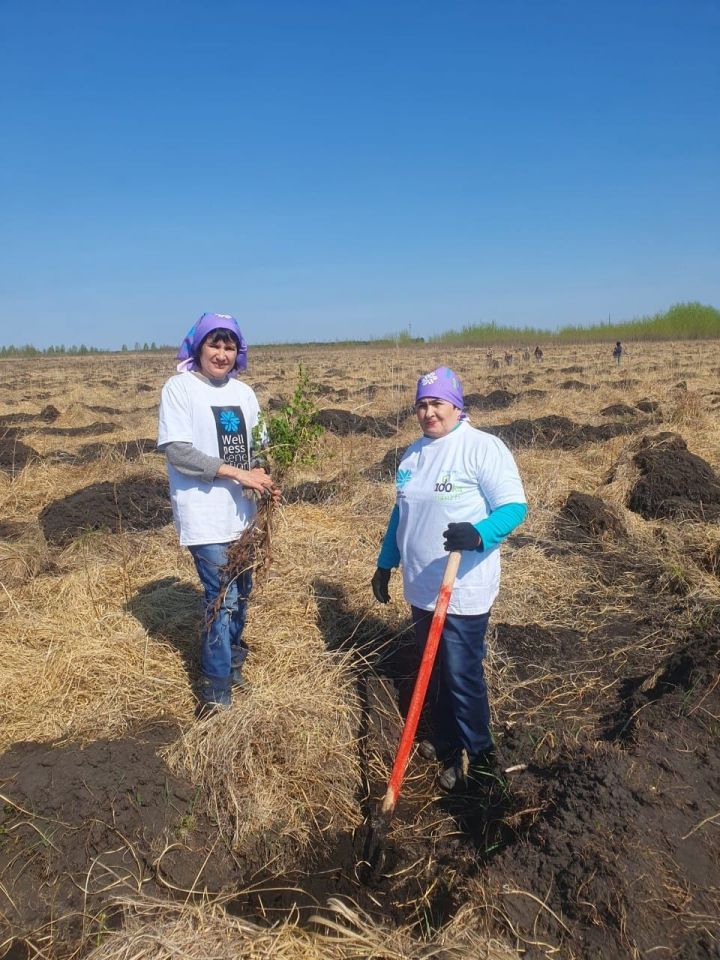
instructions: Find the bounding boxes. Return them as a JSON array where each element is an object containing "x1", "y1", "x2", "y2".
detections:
[{"x1": 418, "y1": 740, "x2": 438, "y2": 761}]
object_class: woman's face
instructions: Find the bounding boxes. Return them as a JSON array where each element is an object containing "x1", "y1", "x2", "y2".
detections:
[
  {"x1": 198, "y1": 336, "x2": 238, "y2": 379},
  {"x1": 415, "y1": 398, "x2": 462, "y2": 438}
]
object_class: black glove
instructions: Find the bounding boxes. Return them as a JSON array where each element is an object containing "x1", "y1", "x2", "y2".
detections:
[
  {"x1": 443, "y1": 522, "x2": 483, "y2": 552},
  {"x1": 371, "y1": 567, "x2": 392, "y2": 603}
]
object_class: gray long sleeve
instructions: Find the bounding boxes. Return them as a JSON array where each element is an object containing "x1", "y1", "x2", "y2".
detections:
[{"x1": 159, "y1": 441, "x2": 223, "y2": 484}]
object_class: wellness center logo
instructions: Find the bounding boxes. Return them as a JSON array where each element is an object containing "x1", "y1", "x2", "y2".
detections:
[{"x1": 212, "y1": 406, "x2": 249, "y2": 469}]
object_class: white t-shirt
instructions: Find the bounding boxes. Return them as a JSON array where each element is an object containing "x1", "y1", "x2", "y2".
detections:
[
  {"x1": 396, "y1": 420, "x2": 526, "y2": 615},
  {"x1": 157, "y1": 373, "x2": 262, "y2": 546}
]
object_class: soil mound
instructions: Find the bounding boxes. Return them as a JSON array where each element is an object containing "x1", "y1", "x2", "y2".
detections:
[
  {"x1": 484, "y1": 416, "x2": 636, "y2": 450},
  {"x1": 463, "y1": 389, "x2": 516, "y2": 410},
  {"x1": 0, "y1": 433, "x2": 38, "y2": 473},
  {"x1": 599, "y1": 402, "x2": 637, "y2": 417},
  {"x1": 558, "y1": 379, "x2": 590, "y2": 390},
  {"x1": 39, "y1": 476, "x2": 172, "y2": 545},
  {"x1": 39, "y1": 404, "x2": 61, "y2": 421},
  {"x1": 556, "y1": 491, "x2": 626, "y2": 541},
  {"x1": 314, "y1": 408, "x2": 396, "y2": 437},
  {"x1": 635, "y1": 398, "x2": 660, "y2": 413},
  {"x1": 284, "y1": 480, "x2": 341, "y2": 504},
  {"x1": 627, "y1": 432, "x2": 720, "y2": 521},
  {"x1": 0, "y1": 729, "x2": 198, "y2": 951},
  {"x1": 74, "y1": 438, "x2": 159, "y2": 464},
  {"x1": 0, "y1": 520, "x2": 29, "y2": 541},
  {"x1": 366, "y1": 446, "x2": 408, "y2": 482},
  {"x1": 43, "y1": 421, "x2": 118, "y2": 437},
  {"x1": 559, "y1": 364, "x2": 584, "y2": 373}
]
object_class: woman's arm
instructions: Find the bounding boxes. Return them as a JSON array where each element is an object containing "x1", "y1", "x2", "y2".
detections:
[{"x1": 377, "y1": 504, "x2": 401, "y2": 568}]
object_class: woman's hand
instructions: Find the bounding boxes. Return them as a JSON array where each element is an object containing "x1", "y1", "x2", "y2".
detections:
[
  {"x1": 216, "y1": 464, "x2": 275, "y2": 494},
  {"x1": 442, "y1": 522, "x2": 483, "y2": 551}
]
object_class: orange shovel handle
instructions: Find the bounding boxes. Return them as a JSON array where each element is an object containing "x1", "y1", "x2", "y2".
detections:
[{"x1": 380, "y1": 550, "x2": 461, "y2": 815}]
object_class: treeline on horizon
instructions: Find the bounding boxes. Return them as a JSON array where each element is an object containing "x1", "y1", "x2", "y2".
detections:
[
  {"x1": 0, "y1": 302, "x2": 717, "y2": 356},
  {"x1": 427, "y1": 302, "x2": 719, "y2": 346}
]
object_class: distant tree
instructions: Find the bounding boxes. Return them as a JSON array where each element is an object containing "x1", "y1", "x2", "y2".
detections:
[
  {"x1": 150, "y1": 341, "x2": 157, "y2": 350},
  {"x1": 121, "y1": 344, "x2": 128, "y2": 352}
]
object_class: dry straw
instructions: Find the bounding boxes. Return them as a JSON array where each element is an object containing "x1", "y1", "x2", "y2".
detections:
[{"x1": 81, "y1": 895, "x2": 520, "y2": 960}]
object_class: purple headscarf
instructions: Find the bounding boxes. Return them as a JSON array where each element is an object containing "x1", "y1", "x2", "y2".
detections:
[
  {"x1": 415, "y1": 366, "x2": 464, "y2": 410},
  {"x1": 176, "y1": 313, "x2": 248, "y2": 374}
]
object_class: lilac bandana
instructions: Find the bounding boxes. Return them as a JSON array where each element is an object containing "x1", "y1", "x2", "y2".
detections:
[
  {"x1": 176, "y1": 313, "x2": 248, "y2": 374},
  {"x1": 415, "y1": 366, "x2": 464, "y2": 409}
]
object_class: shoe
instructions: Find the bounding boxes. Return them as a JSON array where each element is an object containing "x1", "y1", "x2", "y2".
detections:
[
  {"x1": 438, "y1": 763, "x2": 459, "y2": 791},
  {"x1": 231, "y1": 668, "x2": 250, "y2": 691},
  {"x1": 418, "y1": 740, "x2": 438, "y2": 761},
  {"x1": 195, "y1": 699, "x2": 231, "y2": 720}
]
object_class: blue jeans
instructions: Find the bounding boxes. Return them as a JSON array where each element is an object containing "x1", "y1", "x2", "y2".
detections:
[
  {"x1": 188, "y1": 542, "x2": 252, "y2": 704},
  {"x1": 411, "y1": 605, "x2": 493, "y2": 761}
]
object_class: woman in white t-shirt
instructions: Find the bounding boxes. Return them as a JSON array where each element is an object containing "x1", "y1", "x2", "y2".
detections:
[
  {"x1": 371, "y1": 366, "x2": 527, "y2": 791},
  {"x1": 158, "y1": 313, "x2": 278, "y2": 713}
]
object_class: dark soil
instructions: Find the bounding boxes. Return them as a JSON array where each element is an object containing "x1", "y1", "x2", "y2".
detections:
[
  {"x1": 636, "y1": 398, "x2": 660, "y2": 413},
  {"x1": 556, "y1": 491, "x2": 627, "y2": 542},
  {"x1": 1, "y1": 583, "x2": 719, "y2": 959},
  {"x1": 558, "y1": 379, "x2": 591, "y2": 390},
  {"x1": 0, "y1": 520, "x2": 28, "y2": 540},
  {"x1": 627, "y1": 432, "x2": 720, "y2": 521},
  {"x1": 0, "y1": 433, "x2": 39, "y2": 473},
  {"x1": 599, "y1": 402, "x2": 637, "y2": 417},
  {"x1": 314, "y1": 408, "x2": 396, "y2": 437},
  {"x1": 463, "y1": 389, "x2": 516, "y2": 411},
  {"x1": 366, "y1": 445, "x2": 408, "y2": 482},
  {"x1": 484, "y1": 416, "x2": 638, "y2": 450},
  {"x1": 43, "y1": 439, "x2": 159, "y2": 466},
  {"x1": 41, "y1": 421, "x2": 118, "y2": 437},
  {"x1": 39, "y1": 476, "x2": 172, "y2": 545},
  {"x1": 284, "y1": 479, "x2": 341, "y2": 504},
  {"x1": 559, "y1": 365, "x2": 585, "y2": 373}
]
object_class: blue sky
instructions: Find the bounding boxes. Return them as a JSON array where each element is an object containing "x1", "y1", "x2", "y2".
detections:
[{"x1": 1, "y1": 0, "x2": 718, "y2": 348}]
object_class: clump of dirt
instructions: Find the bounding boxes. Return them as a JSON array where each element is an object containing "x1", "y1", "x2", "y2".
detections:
[
  {"x1": 39, "y1": 476, "x2": 172, "y2": 545},
  {"x1": 39, "y1": 404, "x2": 61, "y2": 421},
  {"x1": 519, "y1": 388, "x2": 547, "y2": 399},
  {"x1": 284, "y1": 480, "x2": 341, "y2": 504},
  {"x1": 627, "y1": 432, "x2": 720, "y2": 521},
  {"x1": 136, "y1": 382, "x2": 154, "y2": 392},
  {"x1": 635, "y1": 398, "x2": 660, "y2": 413},
  {"x1": 74, "y1": 438, "x2": 159, "y2": 464},
  {"x1": 314, "y1": 408, "x2": 396, "y2": 437},
  {"x1": 84, "y1": 403, "x2": 122, "y2": 415},
  {"x1": 0, "y1": 520, "x2": 27, "y2": 540},
  {"x1": 556, "y1": 491, "x2": 627, "y2": 542},
  {"x1": 463, "y1": 389, "x2": 516, "y2": 410},
  {"x1": 0, "y1": 432, "x2": 38, "y2": 473},
  {"x1": 559, "y1": 364, "x2": 584, "y2": 373},
  {"x1": 558, "y1": 379, "x2": 590, "y2": 390},
  {"x1": 484, "y1": 416, "x2": 637, "y2": 450},
  {"x1": 42, "y1": 421, "x2": 118, "y2": 437},
  {"x1": 600, "y1": 402, "x2": 637, "y2": 417},
  {"x1": 366, "y1": 445, "x2": 408, "y2": 482}
]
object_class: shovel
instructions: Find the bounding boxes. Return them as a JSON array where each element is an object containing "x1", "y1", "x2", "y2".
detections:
[{"x1": 360, "y1": 550, "x2": 461, "y2": 878}]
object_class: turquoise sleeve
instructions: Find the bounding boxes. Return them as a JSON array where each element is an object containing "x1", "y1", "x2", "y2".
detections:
[
  {"x1": 473, "y1": 502, "x2": 527, "y2": 550},
  {"x1": 377, "y1": 504, "x2": 401, "y2": 568}
]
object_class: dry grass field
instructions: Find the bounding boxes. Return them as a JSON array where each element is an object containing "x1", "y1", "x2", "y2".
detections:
[{"x1": 1, "y1": 339, "x2": 719, "y2": 959}]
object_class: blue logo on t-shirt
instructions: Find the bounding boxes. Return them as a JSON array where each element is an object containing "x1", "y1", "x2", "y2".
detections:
[
  {"x1": 219, "y1": 409, "x2": 241, "y2": 432},
  {"x1": 396, "y1": 468, "x2": 412, "y2": 488}
]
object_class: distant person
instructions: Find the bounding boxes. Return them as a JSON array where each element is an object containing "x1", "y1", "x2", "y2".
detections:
[
  {"x1": 522, "y1": 348, "x2": 530, "y2": 362},
  {"x1": 157, "y1": 313, "x2": 280, "y2": 714},
  {"x1": 371, "y1": 366, "x2": 527, "y2": 791},
  {"x1": 534, "y1": 345, "x2": 543, "y2": 361},
  {"x1": 613, "y1": 341, "x2": 623, "y2": 366}
]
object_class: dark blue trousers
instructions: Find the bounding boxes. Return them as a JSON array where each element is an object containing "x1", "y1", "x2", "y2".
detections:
[
  {"x1": 188, "y1": 542, "x2": 252, "y2": 703},
  {"x1": 411, "y1": 605, "x2": 493, "y2": 761}
]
